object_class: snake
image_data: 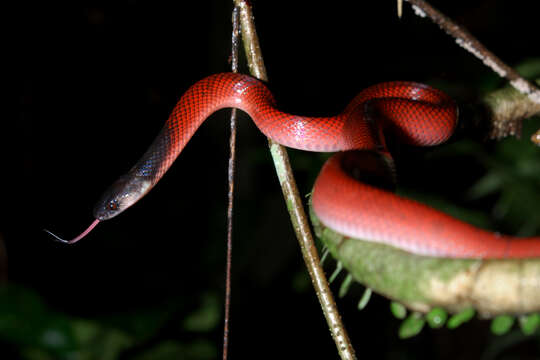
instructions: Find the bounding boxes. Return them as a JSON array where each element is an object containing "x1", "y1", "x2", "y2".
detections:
[{"x1": 47, "y1": 72, "x2": 540, "y2": 259}]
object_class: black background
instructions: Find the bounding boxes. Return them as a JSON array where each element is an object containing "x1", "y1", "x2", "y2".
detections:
[{"x1": 10, "y1": 0, "x2": 540, "y2": 359}]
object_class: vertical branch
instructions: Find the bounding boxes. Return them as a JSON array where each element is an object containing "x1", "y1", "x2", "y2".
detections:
[
  {"x1": 222, "y1": 6, "x2": 240, "y2": 360},
  {"x1": 232, "y1": 1, "x2": 357, "y2": 359}
]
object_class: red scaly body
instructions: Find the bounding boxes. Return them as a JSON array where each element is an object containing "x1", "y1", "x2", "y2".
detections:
[{"x1": 85, "y1": 73, "x2": 540, "y2": 258}]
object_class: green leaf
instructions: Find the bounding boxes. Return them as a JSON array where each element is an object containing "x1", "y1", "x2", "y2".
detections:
[
  {"x1": 447, "y1": 308, "x2": 475, "y2": 329},
  {"x1": 519, "y1": 314, "x2": 540, "y2": 335},
  {"x1": 399, "y1": 313, "x2": 425, "y2": 339},
  {"x1": 426, "y1": 308, "x2": 447, "y2": 329},
  {"x1": 491, "y1": 315, "x2": 515, "y2": 335},
  {"x1": 390, "y1": 302, "x2": 407, "y2": 319}
]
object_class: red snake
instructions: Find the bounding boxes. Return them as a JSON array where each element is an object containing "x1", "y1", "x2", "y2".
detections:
[{"x1": 48, "y1": 73, "x2": 540, "y2": 258}]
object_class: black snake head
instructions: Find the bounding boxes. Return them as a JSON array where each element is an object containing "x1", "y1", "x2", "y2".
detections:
[{"x1": 93, "y1": 173, "x2": 153, "y2": 221}]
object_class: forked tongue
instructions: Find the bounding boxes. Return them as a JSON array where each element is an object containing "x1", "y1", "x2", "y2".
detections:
[{"x1": 44, "y1": 219, "x2": 100, "y2": 244}]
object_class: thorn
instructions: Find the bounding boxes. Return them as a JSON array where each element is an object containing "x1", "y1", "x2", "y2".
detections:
[
  {"x1": 339, "y1": 274, "x2": 353, "y2": 298},
  {"x1": 358, "y1": 288, "x2": 372, "y2": 310},
  {"x1": 320, "y1": 247, "x2": 330, "y2": 265},
  {"x1": 329, "y1": 261, "x2": 343, "y2": 283}
]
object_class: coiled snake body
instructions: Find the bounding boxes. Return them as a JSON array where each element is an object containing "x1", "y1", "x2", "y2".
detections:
[{"x1": 51, "y1": 73, "x2": 540, "y2": 259}]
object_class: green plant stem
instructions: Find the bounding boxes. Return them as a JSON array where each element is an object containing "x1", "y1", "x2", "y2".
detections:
[{"x1": 233, "y1": 1, "x2": 357, "y2": 359}]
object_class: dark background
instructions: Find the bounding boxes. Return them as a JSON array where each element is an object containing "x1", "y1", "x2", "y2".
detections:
[{"x1": 9, "y1": 0, "x2": 540, "y2": 359}]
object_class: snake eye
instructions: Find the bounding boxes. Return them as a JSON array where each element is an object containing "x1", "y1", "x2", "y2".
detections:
[{"x1": 107, "y1": 200, "x2": 119, "y2": 211}]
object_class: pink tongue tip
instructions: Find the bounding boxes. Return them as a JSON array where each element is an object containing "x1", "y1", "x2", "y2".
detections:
[{"x1": 44, "y1": 219, "x2": 100, "y2": 244}]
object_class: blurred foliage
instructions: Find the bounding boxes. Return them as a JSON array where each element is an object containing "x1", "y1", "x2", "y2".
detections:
[{"x1": 0, "y1": 286, "x2": 218, "y2": 360}]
